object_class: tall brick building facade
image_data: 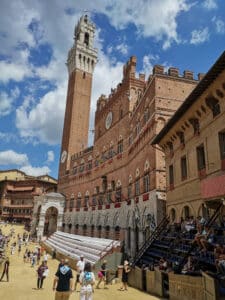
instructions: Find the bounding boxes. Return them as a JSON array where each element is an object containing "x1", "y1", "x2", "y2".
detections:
[{"x1": 58, "y1": 15, "x2": 200, "y2": 257}]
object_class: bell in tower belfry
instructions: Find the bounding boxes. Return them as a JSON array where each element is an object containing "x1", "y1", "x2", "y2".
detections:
[{"x1": 59, "y1": 15, "x2": 98, "y2": 177}]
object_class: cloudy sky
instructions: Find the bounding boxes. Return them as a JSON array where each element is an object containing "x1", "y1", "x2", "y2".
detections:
[{"x1": 0, "y1": 0, "x2": 225, "y2": 179}]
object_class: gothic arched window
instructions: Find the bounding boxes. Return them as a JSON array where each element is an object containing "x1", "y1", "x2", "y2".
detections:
[{"x1": 84, "y1": 32, "x2": 89, "y2": 46}]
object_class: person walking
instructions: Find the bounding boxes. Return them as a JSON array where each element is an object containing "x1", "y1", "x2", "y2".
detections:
[
  {"x1": 37, "y1": 261, "x2": 48, "y2": 289},
  {"x1": 96, "y1": 260, "x2": 107, "y2": 289},
  {"x1": 0, "y1": 257, "x2": 10, "y2": 282},
  {"x1": 75, "y1": 255, "x2": 85, "y2": 291},
  {"x1": 53, "y1": 259, "x2": 74, "y2": 300},
  {"x1": 79, "y1": 262, "x2": 95, "y2": 300},
  {"x1": 119, "y1": 260, "x2": 130, "y2": 291}
]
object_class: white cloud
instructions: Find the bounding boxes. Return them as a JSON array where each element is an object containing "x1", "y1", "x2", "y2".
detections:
[
  {"x1": 0, "y1": 60, "x2": 32, "y2": 83},
  {"x1": 142, "y1": 54, "x2": 159, "y2": 74},
  {"x1": 101, "y1": 0, "x2": 191, "y2": 49},
  {"x1": 2, "y1": 0, "x2": 193, "y2": 146},
  {"x1": 47, "y1": 150, "x2": 54, "y2": 163},
  {"x1": 20, "y1": 165, "x2": 50, "y2": 176},
  {"x1": 16, "y1": 82, "x2": 67, "y2": 145},
  {"x1": 0, "y1": 150, "x2": 28, "y2": 166},
  {"x1": 115, "y1": 43, "x2": 129, "y2": 55},
  {"x1": 212, "y1": 17, "x2": 225, "y2": 34},
  {"x1": 203, "y1": 0, "x2": 217, "y2": 10},
  {"x1": 0, "y1": 88, "x2": 20, "y2": 116},
  {"x1": 0, "y1": 132, "x2": 19, "y2": 143},
  {"x1": 190, "y1": 28, "x2": 209, "y2": 44}
]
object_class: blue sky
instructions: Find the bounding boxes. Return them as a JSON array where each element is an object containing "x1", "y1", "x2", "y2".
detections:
[{"x1": 0, "y1": 0, "x2": 225, "y2": 179}]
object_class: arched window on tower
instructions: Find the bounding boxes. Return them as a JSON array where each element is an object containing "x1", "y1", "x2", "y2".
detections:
[{"x1": 84, "y1": 32, "x2": 89, "y2": 46}]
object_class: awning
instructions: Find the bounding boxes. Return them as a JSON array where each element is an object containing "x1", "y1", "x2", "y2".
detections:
[
  {"x1": 201, "y1": 174, "x2": 225, "y2": 199},
  {"x1": 7, "y1": 186, "x2": 34, "y2": 192}
]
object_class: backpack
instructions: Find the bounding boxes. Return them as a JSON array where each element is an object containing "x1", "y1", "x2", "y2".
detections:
[{"x1": 84, "y1": 271, "x2": 92, "y2": 282}]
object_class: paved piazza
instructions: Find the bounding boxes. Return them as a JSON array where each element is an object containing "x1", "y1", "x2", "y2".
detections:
[{"x1": 0, "y1": 225, "x2": 160, "y2": 300}]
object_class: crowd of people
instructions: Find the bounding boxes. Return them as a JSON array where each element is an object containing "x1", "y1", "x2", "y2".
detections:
[{"x1": 0, "y1": 222, "x2": 132, "y2": 300}]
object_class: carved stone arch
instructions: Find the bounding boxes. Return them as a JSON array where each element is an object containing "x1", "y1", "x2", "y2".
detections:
[
  {"x1": 157, "y1": 116, "x2": 166, "y2": 123},
  {"x1": 103, "y1": 145, "x2": 107, "y2": 152},
  {"x1": 93, "y1": 187, "x2": 97, "y2": 194},
  {"x1": 118, "y1": 135, "x2": 123, "y2": 141},
  {"x1": 169, "y1": 207, "x2": 177, "y2": 222},
  {"x1": 181, "y1": 204, "x2": 195, "y2": 219},
  {"x1": 135, "y1": 168, "x2": 140, "y2": 178},
  {"x1": 110, "y1": 140, "x2": 114, "y2": 147},
  {"x1": 73, "y1": 162, "x2": 78, "y2": 167},
  {"x1": 80, "y1": 158, "x2": 85, "y2": 164},
  {"x1": 144, "y1": 160, "x2": 150, "y2": 172},
  {"x1": 85, "y1": 190, "x2": 90, "y2": 196},
  {"x1": 77, "y1": 192, "x2": 82, "y2": 198},
  {"x1": 88, "y1": 155, "x2": 92, "y2": 161},
  {"x1": 70, "y1": 193, "x2": 74, "y2": 199}
]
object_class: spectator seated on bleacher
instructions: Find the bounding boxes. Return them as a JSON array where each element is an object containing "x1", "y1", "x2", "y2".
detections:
[
  {"x1": 199, "y1": 227, "x2": 215, "y2": 252},
  {"x1": 184, "y1": 216, "x2": 196, "y2": 233},
  {"x1": 159, "y1": 257, "x2": 168, "y2": 271},
  {"x1": 214, "y1": 244, "x2": 225, "y2": 275}
]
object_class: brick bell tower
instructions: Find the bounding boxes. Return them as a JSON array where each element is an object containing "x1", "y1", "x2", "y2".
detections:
[{"x1": 59, "y1": 15, "x2": 97, "y2": 177}]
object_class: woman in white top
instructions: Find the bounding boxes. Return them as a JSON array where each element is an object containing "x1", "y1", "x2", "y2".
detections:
[{"x1": 79, "y1": 262, "x2": 95, "y2": 300}]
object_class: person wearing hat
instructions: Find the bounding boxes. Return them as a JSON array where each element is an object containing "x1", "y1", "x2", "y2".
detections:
[
  {"x1": 96, "y1": 260, "x2": 108, "y2": 289},
  {"x1": 118, "y1": 260, "x2": 130, "y2": 291},
  {"x1": 75, "y1": 255, "x2": 85, "y2": 292}
]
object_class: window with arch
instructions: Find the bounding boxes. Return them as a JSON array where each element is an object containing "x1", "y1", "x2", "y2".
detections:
[
  {"x1": 206, "y1": 95, "x2": 220, "y2": 117},
  {"x1": 169, "y1": 164, "x2": 174, "y2": 188},
  {"x1": 170, "y1": 208, "x2": 176, "y2": 222},
  {"x1": 84, "y1": 32, "x2": 89, "y2": 46},
  {"x1": 117, "y1": 139, "x2": 123, "y2": 154},
  {"x1": 181, "y1": 156, "x2": 187, "y2": 180},
  {"x1": 143, "y1": 173, "x2": 150, "y2": 192},
  {"x1": 84, "y1": 195, "x2": 89, "y2": 207},
  {"x1": 115, "y1": 186, "x2": 122, "y2": 202},
  {"x1": 76, "y1": 196, "x2": 81, "y2": 208},
  {"x1": 144, "y1": 109, "x2": 149, "y2": 124},
  {"x1": 135, "y1": 178, "x2": 140, "y2": 196},
  {"x1": 183, "y1": 206, "x2": 190, "y2": 219},
  {"x1": 92, "y1": 196, "x2": 97, "y2": 206},
  {"x1": 106, "y1": 191, "x2": 112, "y2": 204},
  {"x1": 196, "y1": 144, "x2": 206, "y2": 171},
  {"x1": 219, "y1": 130, "x2": 225, "y2": 161},
  {"x1": 128, "y1": 183, "x2": 132, "y2": 199}
]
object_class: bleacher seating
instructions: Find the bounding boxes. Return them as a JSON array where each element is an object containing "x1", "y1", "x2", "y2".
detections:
[
  {"x1": 44, "y1": 231, "x2": 121, "y2": 265},
  {"x1": 137, "y1": 222, "x2": 225, "y2": 274}
]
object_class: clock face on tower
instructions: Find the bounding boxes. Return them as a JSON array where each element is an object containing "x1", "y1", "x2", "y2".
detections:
[
  {"x1": 105, "y1": 112, "x2": 113, "y2": 130},
  {"x1": 61, "y1": 150, "x2": 67, "y2": 164}
]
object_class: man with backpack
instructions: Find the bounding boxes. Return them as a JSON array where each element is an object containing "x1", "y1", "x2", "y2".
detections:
[{"x1": 53, "y1": 259, "x2": 74, "y2": 300}]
